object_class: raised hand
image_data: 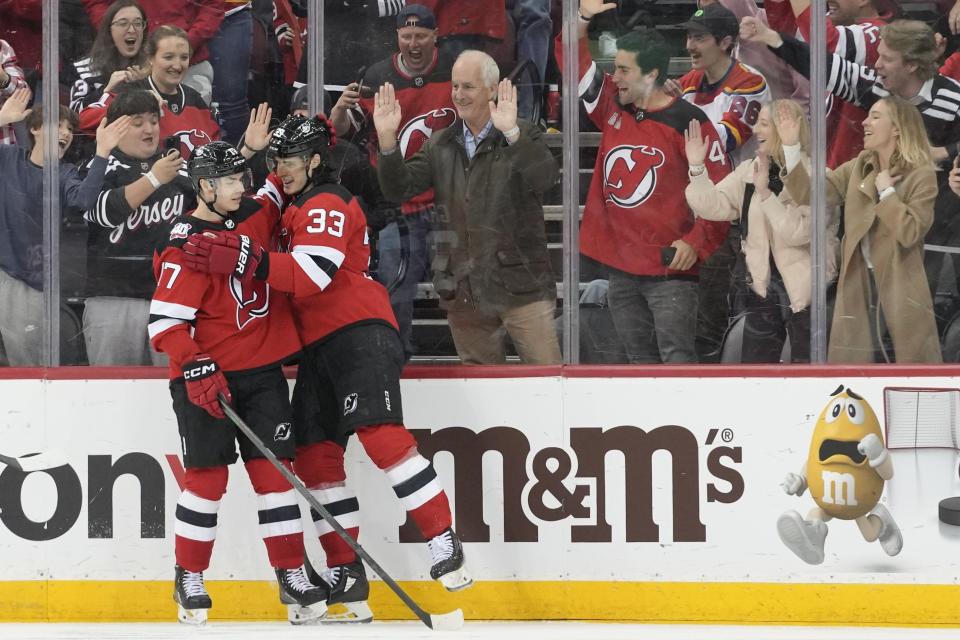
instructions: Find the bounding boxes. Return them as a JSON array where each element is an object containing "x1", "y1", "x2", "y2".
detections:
[
  {"x1": 684, "y1": 119, "x2": 709, "y2": 167},
  {"x1": 104, "y1": 65, "x2": 149, "y2": 93},
  {"x1": 951, "y1": 0, "x2": 960, "y2": 35},
  {"x1": 490, "y1": 78, "x2": 518, "y2": 134},
  {"x1": 776, "y1": 100, "x2": 802, "y2": 147},
  {"x1": 242, "y1": 102, "x2": 272, "y2": 153},
  {"x1": 373, "y1": 82, "x2": 403, "y2": 151},
  {"x1": 579, "y1": 0, "x2": 618, "y2": 19},
  {"x1": 753, "y1": 153, "x2": 772, "y2": 200},
  {"x1": 740, "y1": 16, "x2": 782, "y2": 47},
  {"x1": 95, "y1": 115, "x2": 131, "y2": 158},
  {"x1": 0, "y1": 87, "x2": 32, "y2": 127}
]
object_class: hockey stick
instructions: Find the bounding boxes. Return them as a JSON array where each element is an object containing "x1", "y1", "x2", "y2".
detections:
[
  {"x1": 0, "y1": 450, "x2": 69, "y2": 473},
  {"x1": 217, "y1": 395, "x2": 464, "y2": 631}
]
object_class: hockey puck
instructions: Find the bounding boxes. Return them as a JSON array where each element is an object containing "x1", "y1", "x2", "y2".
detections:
[{"x1": 938, "y1": 497, "x2": 960, "y2": 525}]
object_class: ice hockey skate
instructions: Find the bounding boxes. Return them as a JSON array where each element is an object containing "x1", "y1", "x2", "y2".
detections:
[
  {"x1": 777, "y1": 511, "x2": 828, "y2": 565},
  {"x1": 276, "y1": 566, "x2": 328, "y2": 625},
  {"x1": 428, "y1": 528, "x2": 472, "y2": 591},
  {"x1": 311, "y1": 560, "x2": 374, "y2": 623},
  {"x1": 174, "y1": 565, "x2": 212, "y2": 625},
  {"x1": 870, "y1": 504, "x2": 903, "y2": 556}
]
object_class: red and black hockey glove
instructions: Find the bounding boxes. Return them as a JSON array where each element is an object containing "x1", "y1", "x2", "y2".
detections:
[
  {"x1": 182, "y1": 354, "x2": 232, "y2": 419},
  {"x1": 182, "y1": 232, "x2": 269, "y2": 282}
]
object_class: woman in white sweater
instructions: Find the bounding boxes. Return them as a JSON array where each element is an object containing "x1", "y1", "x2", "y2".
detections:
[{"x1": 684, "y1": 100, "x2": 838, "y2": 362}]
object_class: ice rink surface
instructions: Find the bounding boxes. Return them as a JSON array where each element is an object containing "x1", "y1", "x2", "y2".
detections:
[{"x1": 2, "y1": 622, "x2": 958, "y2": 640}]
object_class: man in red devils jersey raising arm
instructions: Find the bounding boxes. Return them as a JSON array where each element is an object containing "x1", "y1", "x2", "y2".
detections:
[
  {"x1": 557, "y1": 0, "x2": 731, "y2": 364},
  {"x1": 185, "y1": 114, "x2": 471, "y2": 623},
  {"x1": 149, "y1": 110, "x2": 327, "y2": 626}
]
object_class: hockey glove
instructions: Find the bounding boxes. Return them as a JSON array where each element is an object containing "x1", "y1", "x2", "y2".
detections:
[
  {"x1": 183, "y1": 232, "x2": 269, "y2": 282},
  {"x1": 182, "y1": 354, "x2": 232, "y2": 419}
]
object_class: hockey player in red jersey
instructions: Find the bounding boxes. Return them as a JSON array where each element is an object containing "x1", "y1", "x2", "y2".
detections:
[
  {"x1": 184, "y1": 114, "x2": 472, "y2": 623},
  {"x1": 557, "y1": 1, "x2": 731, "y2": 364},
  {"x1": 149, "y1": 117, "x2": 327, "y2": 625}
]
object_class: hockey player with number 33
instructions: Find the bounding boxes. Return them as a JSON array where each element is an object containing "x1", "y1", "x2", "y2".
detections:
[
  {"x1": 148, "y1": 104, "x2": 328, "y2": 626},
  {"x1": 184, "y1": 113, "x2": 472, "y2": 624}
]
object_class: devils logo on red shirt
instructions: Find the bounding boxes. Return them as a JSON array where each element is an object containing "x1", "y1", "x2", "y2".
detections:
[
  {"x1": 229, "y1": 276, "x2": 269, "y2": 330},
  {"x1": 602, "y1": 145, "x2": 666, "y2": 208},
  {"x1": 397, "y1": 108, "x2": 457, "y2": 157}
]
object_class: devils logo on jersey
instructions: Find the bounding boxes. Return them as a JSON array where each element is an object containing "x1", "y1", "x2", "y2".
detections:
[
  {"x1": 397, "y1": 108, "x2": 457, "y2": 157},
  {"x1": 602, "y1": 145, "x2": 666, "y2": 208},
  {"x1": 230, "y1": 276, "x2": 269, "y2": 330},
  {"x1": 168, "y1": 128, "x2": 215, "y2": 158}
]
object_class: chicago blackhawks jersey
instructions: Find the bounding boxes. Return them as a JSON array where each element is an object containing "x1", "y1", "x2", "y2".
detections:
[
  {"x1": 148, "y1": 174, "x2": 301, "y2": 378},
  {"x1": 264, "y1": 181, "x2": 397, "y2": 347},
  {"x1": 84, "y1": 148, "x2": 196, "y2": 299},
  {"x1": 346, "y1": 50, "x2": 457, "y2": 214},
  {"x1": 77, "y1": 78, "x2": 219, "y2": 158},
  {"x1": 792, "y1": 6, "x2": 886, "y2": 167},
  {"x1": 557, "y1": 36, "x2": 731, "y2": 277},
  {"x1": 678, "y1": 60, "x2": 770, "y2": 159}
]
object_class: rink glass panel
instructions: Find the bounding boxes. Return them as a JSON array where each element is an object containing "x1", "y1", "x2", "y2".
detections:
[{"x1": 32, "y1": 0, "x2": 954, "y2": 366}]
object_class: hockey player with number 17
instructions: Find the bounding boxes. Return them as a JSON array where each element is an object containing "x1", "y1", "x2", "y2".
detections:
[
  {"x1": 148, "y1": 105, "x2": 327, "y2": 626},
  {"x1": 184, "y1": 114, "x2": 472, "y2": 623}
]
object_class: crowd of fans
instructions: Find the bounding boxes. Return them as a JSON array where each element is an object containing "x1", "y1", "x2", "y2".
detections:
[{"x1": 2, "y1": 0, "x2": 960, "y2": 366}]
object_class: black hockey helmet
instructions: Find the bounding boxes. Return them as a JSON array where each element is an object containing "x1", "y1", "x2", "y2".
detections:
[
  {"x1": 188, "y1": 141, "x2": 247, "y2": 182},
  {"x1": 188, "y1": 141, "x2": 249, "y2": 217},
  {"x1": 266, "y1": 114, "x2": 336, "y2": 171}
]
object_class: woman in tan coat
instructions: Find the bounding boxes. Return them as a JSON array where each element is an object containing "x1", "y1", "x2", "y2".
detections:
[
  {"x1": 781, "y1": 95, "x2": 940, "y2": 363},
  {"x1": 684, "y1": 100, "x2": 838, "y2": 362}
]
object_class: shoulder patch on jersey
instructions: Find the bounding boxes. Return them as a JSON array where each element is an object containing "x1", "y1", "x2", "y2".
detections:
[{"x1": 170, "y1": 221, "x2": 193, "y2": 240}]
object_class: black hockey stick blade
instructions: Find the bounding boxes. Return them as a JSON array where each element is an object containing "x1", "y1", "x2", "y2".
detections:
[
  {"x1": 217, "y1": 395, "x2": 464, "y2": 631},
  {"x1": 0, "y1": 450, "x2": 69, "y2": 472}
]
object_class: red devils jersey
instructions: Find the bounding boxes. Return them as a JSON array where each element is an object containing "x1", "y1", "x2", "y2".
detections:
[
  {"x1": 149, "y1": 174, "x2": 300, "y2": 379},
  {"x1": 78, "y1": 80, "x2": 219, "y2": 157},
  {"x1": 265, "y1": 182, "x2": 397, "y2": 347},
  {"x1": 347, "y1": 50, "x2": 457, "y2": 214},
  {"x1": 678, "y1": 61, "x2": 770, "y2": 158},
  {"x1": 556, "y1": 36, "x2": 730, "y2": 276}
]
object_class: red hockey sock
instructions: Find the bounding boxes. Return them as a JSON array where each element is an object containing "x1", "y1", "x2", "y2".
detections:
[
  {"x1": 246, "y1": 458, "x2": 305, "y2": 570},
  {"x1": 357, "y1": 424, "x2": 452, "y2": 539},
  {"x1": 294, "y1": 442, "x2": 359, "y2": 567},
  {"x1": 175, "y1": 466, "x2": 228, "y2": 572}
]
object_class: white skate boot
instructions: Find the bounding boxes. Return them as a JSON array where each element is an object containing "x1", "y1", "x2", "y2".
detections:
[{"x1": 428, "y1": 528, "x2": 472, "y2": 592}]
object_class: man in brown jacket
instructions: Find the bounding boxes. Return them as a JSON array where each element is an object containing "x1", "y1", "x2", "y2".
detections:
[{"x1": 374, "y1": 49, "x2": 561, "y2": 364}]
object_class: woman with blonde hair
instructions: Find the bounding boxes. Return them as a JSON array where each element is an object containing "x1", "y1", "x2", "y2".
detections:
[
  {"x1": 685, "y1": 99, "x2": 838, "y2": 362},
  {"x1": 781, "y1": 95, "x2": 940, "y2": 363}
]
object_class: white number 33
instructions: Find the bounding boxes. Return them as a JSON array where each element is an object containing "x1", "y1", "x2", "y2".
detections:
[{"x1": 306, "y1": 208, "x2": 345, "y2": 237}]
